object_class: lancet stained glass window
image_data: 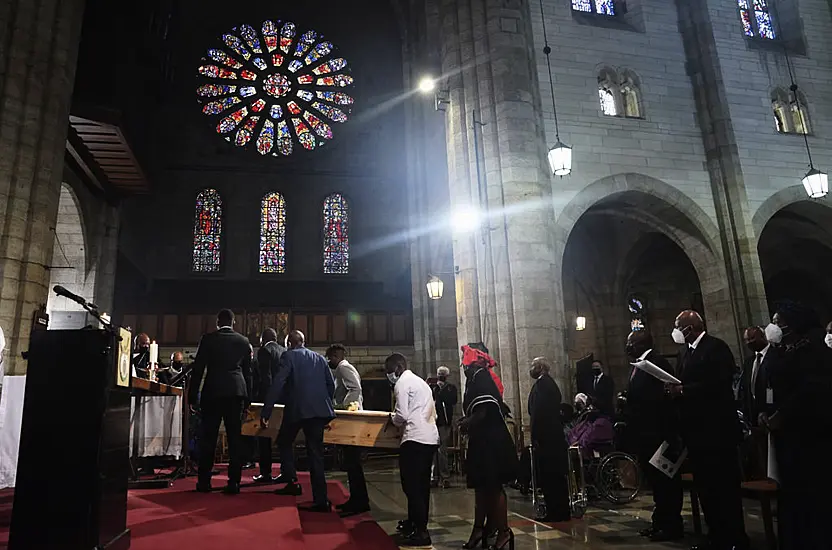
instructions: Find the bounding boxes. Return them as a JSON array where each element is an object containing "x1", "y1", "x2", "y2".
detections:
[
  {"x1": 323, "y1": 193, "x2": 349, "y2": 274},
  {"x1": 737, "y1": 0, "x2": 775, "y2": 39},
  {"x1": 196, "y1": 20, "x2": 355, "y2": 156},
  {"x1": 193, "y1": 189, "x2": 223, "y2": 272},
  {"x1": 572, "y1": 0, "x2": 615, "y2": 16},
  {"x1": 260, "y1": 192, "x2": 286, "y2": 273}
]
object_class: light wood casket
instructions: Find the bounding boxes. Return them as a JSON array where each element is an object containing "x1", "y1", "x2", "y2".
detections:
[{"x1": 241, "y1": 403, "x2": 402, "y2": 449}]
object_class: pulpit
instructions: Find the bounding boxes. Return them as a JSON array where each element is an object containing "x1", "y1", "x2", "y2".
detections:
[{"x1": 9, "y1": 329, "x2": 131, "y2": 550}]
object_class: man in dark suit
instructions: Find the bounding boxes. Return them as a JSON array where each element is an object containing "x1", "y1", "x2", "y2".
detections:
[
  {"x1": 625, "y1": 330, "x2": 683, "y2": 542},
  {"x1": 188, "y1": 309, "x2": 252, "y2": 495},
  {"x1": 261, "y1": 330, "x2": 335, "y2": 512},
  {"x1": 589, "y1": 360, "x2": 614, "y2": 417},
  {"x1": 737, "y1": 326, "x2": 775, "y2": 480},
  {"x1": 252, "y1": 328, "x2": 285, "y2": 483},
  {"x1": 667, "y1": 310, "x2": 748, "y2": 550},
  {"x1": 528, "y1": 357, "x2": 571, "y2": 523}
]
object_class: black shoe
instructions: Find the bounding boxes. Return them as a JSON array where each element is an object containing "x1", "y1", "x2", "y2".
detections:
[
  {"x1": 222, "y1": 483, "x2": 240, "y2": 495},
  {"x1": 195, "y1": 482, "x2": 212, "y2": 493},
  {"x1": 397, "y1": 519, "x2": 414, "y2": 533},
  {"x1": 252, "y1": 474, "x2": 276, "y2": 484},
  {"x1": 335, "y1": 499, "x2": 352, "y2": 511},
  {"x1": 241, "y1": 462, "x2": 256, "y2": 470},
  {"x1": 274, "y1": 482, "x2": 302, "y2": 496},
  {"x1": 399, "y1": 530, "x2": 432, "y2": 548},
  {"x1": 301, "y1": 501, "x2": 332, "y2": 513},
  {"x1": 273, "y1": 473, "x2": 298, "y2": 485},
  {"x1": 650, "y1": 529, "x2": 683, "y2": 542},
  {"x1": 339, "y1": 502, "x2": 370, "y2": 517}
]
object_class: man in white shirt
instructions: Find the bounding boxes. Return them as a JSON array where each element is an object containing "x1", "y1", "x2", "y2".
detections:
[
  {"x1": 385, "y1": 353, "x2": 439, "y2": 548},
  {"x1": 326, "y1": 343, "x2": 369, "y2": 517}
]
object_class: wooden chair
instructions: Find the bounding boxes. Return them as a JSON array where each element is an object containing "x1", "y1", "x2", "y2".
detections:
[{"x1": 682, "y1": 473, "x2": 778, "y2": 550}]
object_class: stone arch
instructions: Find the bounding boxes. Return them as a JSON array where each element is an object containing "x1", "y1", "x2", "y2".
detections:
[
  {"x1": 558, "y1": 174, "x2": 739, "y2": 383},
  {"x1": 755, "y1": 190, "x2": 832, "y2": 322},
  {"x1": 752, "y1": 186, "x2": 832, "y2": 238},
  {"x1": 46, "y1": 183, "x2": 97, "y2": 327}
]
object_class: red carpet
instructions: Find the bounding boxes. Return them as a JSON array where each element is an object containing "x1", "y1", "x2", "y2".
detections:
[{"x1": 0, "y1": 467, "x2": 397, "y2": 550}]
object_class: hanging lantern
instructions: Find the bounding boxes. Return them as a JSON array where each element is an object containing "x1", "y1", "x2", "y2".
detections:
[
  {"x1": 548, "y1": 140, "x2": 572, "y2": 177},
  {"x1": 426, "y1": 275, "x2": 444, "y2": 300},
  {"x1": 575, "y1": 316, "x2": 587, "y2": 331},
  {"x1": 802, "y1": 167, "x2": 828, "y2": 199}
]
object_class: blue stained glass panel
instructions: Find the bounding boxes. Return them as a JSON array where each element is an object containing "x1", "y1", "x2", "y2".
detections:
[
  {"x1": 323, "y1": 193, "x2": 349, "y2": 274},
  {"x1": 572, "y1": 0, "x2": 592, "y2": 12},
  {"x1": 193, "y1": 189, "x2": 222, "y2": 272},
  {"x1": 595, "y1": 0, "x2": 615, "y2": 15},
  {"x1": 259, "y1": 192, "x2": 286, "y2": 273}
]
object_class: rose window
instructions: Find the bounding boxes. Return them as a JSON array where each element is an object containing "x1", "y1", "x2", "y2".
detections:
[{"x1": 196, "y1": 20, "x2": 355, "y2": 156}]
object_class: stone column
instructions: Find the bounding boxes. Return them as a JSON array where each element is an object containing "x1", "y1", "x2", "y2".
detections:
[
  {"x1": 0, "y1": 0, "x2": 86, "y2": 374},
  {"x1": 439, "y1": 0, "x2": 563, "y2": 428},
  {"x1": 676, "y1": 0, "x2": 770, "y2": 352}
]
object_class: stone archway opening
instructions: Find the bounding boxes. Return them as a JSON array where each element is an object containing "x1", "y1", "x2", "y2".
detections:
[
  {"x1": 561, "y1": 190, "x2": 714, "y2": 394},
  {"x1": 758, "y1": 201, "x2": 832, "y2": 324},
  {"x1": 46, "y1": 184, "x2": 96, "y2": 329}
]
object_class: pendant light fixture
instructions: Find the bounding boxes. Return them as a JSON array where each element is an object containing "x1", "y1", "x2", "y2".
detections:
[{"x1": 538, "y1": 0, "x2": 572, "y2": 176}]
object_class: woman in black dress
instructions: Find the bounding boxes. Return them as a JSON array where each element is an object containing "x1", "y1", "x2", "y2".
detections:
[{"x1": 459, "y1": 346, "x2": 518, "y2": 550}]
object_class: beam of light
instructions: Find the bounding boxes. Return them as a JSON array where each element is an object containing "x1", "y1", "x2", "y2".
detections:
[
  {"x1": 349, "y1": 195, "x2": 554, "y2": 260},
  {"x1": 418, "y1": 76, "x2": 436, "y2": 93}
]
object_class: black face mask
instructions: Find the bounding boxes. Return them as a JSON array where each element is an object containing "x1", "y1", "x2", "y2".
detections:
[{"x1": 171, "y1": 362, "x2": 183, "y2": 371}]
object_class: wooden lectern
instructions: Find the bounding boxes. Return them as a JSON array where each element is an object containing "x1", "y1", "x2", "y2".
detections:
[{"x1": 9, "y1": 329, "x2": 132, "y2": 550}]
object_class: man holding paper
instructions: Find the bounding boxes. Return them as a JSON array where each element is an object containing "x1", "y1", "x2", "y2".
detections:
[
  {"x1": 625, "y1": 330, "x2": 683, "y2": 542},
  {"x1": 667, "y1": 310, "x2": 748, "y2": 550}
]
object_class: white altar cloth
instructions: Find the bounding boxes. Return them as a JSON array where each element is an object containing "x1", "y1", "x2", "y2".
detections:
[{"x1": 130, "y1": 395, "x2": 183, "y2": 459}]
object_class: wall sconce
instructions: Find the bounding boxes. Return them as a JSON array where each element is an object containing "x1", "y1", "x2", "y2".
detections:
[
  {"x1": 435, "y1": 89, "x2": 450, "y2": 112},
  {"x1": 426, "y1": 267, "x2": 460, "y2": 300},
  {"x1": 575, "y1": 316, "x2": 587, "y2": 331}
]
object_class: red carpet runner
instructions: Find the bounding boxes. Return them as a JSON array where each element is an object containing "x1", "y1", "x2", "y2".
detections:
[{"x1": 0, "y1": 469, "x2": 397, "y2": 550}]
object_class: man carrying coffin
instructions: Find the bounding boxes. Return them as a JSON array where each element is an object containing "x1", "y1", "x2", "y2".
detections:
[{"x1": 261, "y1": 330, "x2": 335, "y2": 512}]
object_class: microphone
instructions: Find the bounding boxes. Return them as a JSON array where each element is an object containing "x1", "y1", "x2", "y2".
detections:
[{"x1": 53, "y1": 285, "x2": 92, "y2": 308}]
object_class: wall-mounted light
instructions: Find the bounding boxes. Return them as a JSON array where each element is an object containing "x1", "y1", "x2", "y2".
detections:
[
  {"x1": 426, "y1": 275, "x2": 444, "y2": 300},
  {"x1": 575, "y1": 316, "x2": 587, "y2": 331},
  {"x1": 434, "y1": 89, "x2": 450, "y2": 112},
  {"x1": 418, "y1": 76, "x2": 436, "y2": 94}
]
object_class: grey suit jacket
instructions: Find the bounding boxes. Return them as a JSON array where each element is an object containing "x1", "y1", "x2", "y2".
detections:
[{"x1": 333, "y1": 359, "x2": 363, "y2": 409}]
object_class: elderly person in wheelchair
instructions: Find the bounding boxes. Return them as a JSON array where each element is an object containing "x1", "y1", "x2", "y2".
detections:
[
  {"x1": 566, "y1": 393, "x2": 641, "y2": 505},
  {"x1": 568, "y1": 394, "x2": 615, "y2": 460}
]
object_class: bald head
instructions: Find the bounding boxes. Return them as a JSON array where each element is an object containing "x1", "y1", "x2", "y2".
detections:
[
  {"x1": 626, "y1": 329, "x2": 653, "y2": 359},
  {"x1": 170, "y1": 351, "x2": 185, "y2": 364},
  {"x1": 287, "y1": 330, "x2": 305, "y2": 349},
  {"x1": 675, "y1": 310, "x2": 704, "y2": 343}
]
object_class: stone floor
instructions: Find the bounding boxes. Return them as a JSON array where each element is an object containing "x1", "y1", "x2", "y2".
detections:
[{"x1": 329, "y1": 458, "x2": 772, "y2": 549}]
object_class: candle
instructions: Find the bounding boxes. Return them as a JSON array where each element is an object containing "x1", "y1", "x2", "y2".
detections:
[{"x1": 149, "y1": 341, "x2": 158, "y2": 364}]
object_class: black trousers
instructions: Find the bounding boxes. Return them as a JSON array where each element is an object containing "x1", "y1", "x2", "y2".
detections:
[
  {"x1": 637, "y1": 436, "x2": 683, "y2": 533},
  {"x1": 399, "y1": 441, "x2": 436, "y2": 531},
  {"x1": 342, "y1": 446, "x2": 369, "y2": 507},
  {"x1": 278, "y1": 417, "x2": 330, "y2": 506},
  {"x1": 537, "y1": 449, "x2": 570, "y2": 521},
  {"x1": 258, "y1": 436, "x2": 273, "y2": 476},
  {"x1": 689, "y1": 444, "x2": 748, "y2": 548},
  {"x1": 198, "y1": 397, "x2": 245, "y2": 485}
]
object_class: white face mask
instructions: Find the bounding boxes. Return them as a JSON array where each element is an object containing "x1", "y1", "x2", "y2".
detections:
[
  {"x1": 671, "y1": 328, "x2": 687, "y2": 345},
  {"x1": 824, "y1": 334, "x2": 832, "y2": 349},
  {"x1": 387, "y1": 372, "x2": 400, "y2": 385},
  {"x1": 765, "y1": 323, "x2": 783, "y2": 344}
]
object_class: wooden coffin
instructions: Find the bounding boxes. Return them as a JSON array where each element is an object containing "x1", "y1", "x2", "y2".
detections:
[{"x1": 241, "y1": 403, "x2": 402, "y2": 449}]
